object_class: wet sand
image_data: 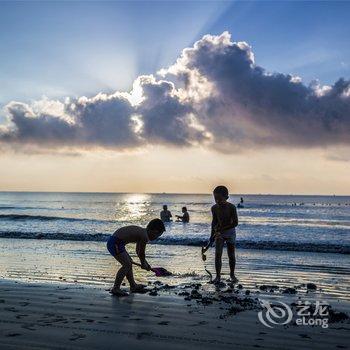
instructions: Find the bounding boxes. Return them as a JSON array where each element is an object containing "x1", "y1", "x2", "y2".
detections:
[
  {"x1": 0, "y1": 280, "x2": 349, "y2": 350},
  {"x1": 0, "y1": 238, "x2": 349, "y2": 349}
]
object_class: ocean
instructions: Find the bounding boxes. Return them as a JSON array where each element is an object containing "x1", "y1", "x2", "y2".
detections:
[{"x1": 0, "y1": 192, "x2": 349, "y2": 254}]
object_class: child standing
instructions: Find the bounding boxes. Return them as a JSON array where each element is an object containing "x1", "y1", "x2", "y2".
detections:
[
  {"x1": 107, "y1": 219, "x2": 165, "y2": 296},
  {"x1": 203, "y1": 186, "x2": 238, "y2": 284}
]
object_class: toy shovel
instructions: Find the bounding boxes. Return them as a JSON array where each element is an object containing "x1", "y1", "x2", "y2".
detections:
[{"x1": 132, "y1": 261, "x2": 172, "y2": 277}]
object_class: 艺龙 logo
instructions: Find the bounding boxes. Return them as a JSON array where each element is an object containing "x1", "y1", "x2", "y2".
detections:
[{"x1": 258, "y1": 299, "x2": 293, "y2": 328}]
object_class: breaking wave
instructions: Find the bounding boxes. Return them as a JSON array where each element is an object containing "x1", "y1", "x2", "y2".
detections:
[
  {"x1": 0, "y1": 214, "x2": 113, "y2": 223},
  {"x1": 0, "y1": 231, "x2": 348, "y2": 254}
]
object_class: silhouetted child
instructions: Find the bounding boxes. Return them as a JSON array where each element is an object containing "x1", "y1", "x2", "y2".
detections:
[
  {"x1": 160, "y1": 205, "x2": 172, "y2": 222},
  {"x1": 107, "y1": 219, "x2": 166, "y2": 296},
  {"x1": 176, "y1": 207, "x2": 190, "y2": 223},
  {"x1": 203, "y1": 186, "x2": 238, "y2": 284}
]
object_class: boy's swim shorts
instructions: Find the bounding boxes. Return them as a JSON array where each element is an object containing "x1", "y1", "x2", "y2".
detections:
[
  {"x1": 107, "y1": 235, "x2": 126, "y2": 256},
  {"x1": 218, "y1": 228, "x2": 236, "y2": 245}
]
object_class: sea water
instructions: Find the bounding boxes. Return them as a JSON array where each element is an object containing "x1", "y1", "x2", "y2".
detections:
[{"x1": 0, "y1": 192, "x2": 349, "y2": 253}]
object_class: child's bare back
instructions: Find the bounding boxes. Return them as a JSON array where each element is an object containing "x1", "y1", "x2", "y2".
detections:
[{"x1": 113, "y1": 225, "x2": 149, "y2": 244}]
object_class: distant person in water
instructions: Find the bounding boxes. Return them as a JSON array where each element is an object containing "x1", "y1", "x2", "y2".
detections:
[
  {"x1": 160, "y1": 205, "x2": 172, "y2": 222},
  {"x1": 176, "y1": 207, "x2": 190, "y2": 223},
  {"x1": 237, "y1": 197, "x2": 244, "y2": 208},
  {"x1": 203, "y1": 186, "x2": 238, "y2": 284},
  {"x1": 106, "y1": 219, "x2": 165, "y2": 296}
]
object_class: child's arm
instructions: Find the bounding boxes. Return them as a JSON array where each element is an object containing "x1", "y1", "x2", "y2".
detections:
[
  {"x1": 176, "y1": 215, "x2": 184, "y2": 221},
  {"x1": 203, "y1": 207, "x2": 217, "y2": 252},
  {"x1": 232, "y1": 205, "x2": 238, "y2": 227},
  {"x1": 136, "y1": 241, "x2": 151, "y2": 270}
]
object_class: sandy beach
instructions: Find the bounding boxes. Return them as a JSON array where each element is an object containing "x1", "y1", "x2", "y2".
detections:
[
  {"x1": 0, "y1": 238, "x2": 349, "y2": 349},
  {"x1": 0, "y1": 279, "x2": 348, "y2": 350}
]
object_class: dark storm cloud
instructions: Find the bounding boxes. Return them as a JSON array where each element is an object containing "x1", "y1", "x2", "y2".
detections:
[
  {"x1": 2, "y1": 102, "x2": 76, "y2": 145},
  {"x1": 1, "y1": 31, "x2": 349, "y2": 153},
  {"x1": 163, "y1": 32, "x2": 350, "y2": 149},
  {"x1": 1, "y1": 94, "x2": 139, "y2": 150}
]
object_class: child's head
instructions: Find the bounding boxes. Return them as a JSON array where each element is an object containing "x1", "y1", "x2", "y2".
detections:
[
  {"x1": 147, "y1": 218, "x2": 166, "y2": 240},
  {"x1": 182, "y1": 206, "x2": 187, "y2": 213},
  {"x1": 213, "y1": 185, "x2": 229, "y2": 204},
  {"x1": 163, "y1": 205, "x2": 168, "y2": 211}
]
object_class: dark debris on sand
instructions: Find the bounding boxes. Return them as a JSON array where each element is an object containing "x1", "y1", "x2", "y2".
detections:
[
  {"x1": 282, "y1": 287, "x2": 297, "y2": 294},
  {"x1": 328, "y1": 309, "x2": 349, "y2": 323},
  {"x1": 289, "y1": 301, "x2": 350, "y2": 325},
  {"x1": 146, "y1": 280, "x2": 261, "y2": 319},
  {"x1": 144, "y1": 280, "x2": 349, "y2": 324},
  {"x1": 258, "y1": 285, "x2": 279, "y2": 292}
]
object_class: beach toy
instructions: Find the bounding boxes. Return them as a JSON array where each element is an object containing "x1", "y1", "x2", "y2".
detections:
[
  {"x1": 132, "y1": 261, "x2": 172, "y2": 277},
  {"x1": 150, "y1": 267, "x2": 172, "y2": 277},
  {"x1": 201, "y1": 246, "x2": 207, "y2": 261},
  {"x1": 201, "y1": 246, "x2": 213, "y2": 283}
]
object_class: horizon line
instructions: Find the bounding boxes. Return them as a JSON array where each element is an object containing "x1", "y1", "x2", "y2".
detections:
[{"x1": 0, "y1": 190, "x2": 349, "y2": 197}]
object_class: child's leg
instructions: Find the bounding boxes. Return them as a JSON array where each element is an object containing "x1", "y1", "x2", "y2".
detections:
[
  {"x1": 226, "y1": 243, "x2": 236, "y2": 279},
  {"x1": 124, "y1": 258, "x2": 139, "y2": 290},
  {"x1": 115, "y1": 252, "x2": 144, "y2": 292},
  {"x1": 114, "y1": 251, "x2": 133, "y2": 290},
  {"x1": 214, "y1": 237, "x2": 224, "y2": 282}
]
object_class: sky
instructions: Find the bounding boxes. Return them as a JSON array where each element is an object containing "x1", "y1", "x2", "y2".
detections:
[{"x1": 0, "y1": 0, "x2": 349, "y2": 195}]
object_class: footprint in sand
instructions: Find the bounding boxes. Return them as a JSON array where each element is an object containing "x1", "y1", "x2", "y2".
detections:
[
  {"x1": 19, "y1": 302, "x2": 30, "y2": 307},
  {"x1": 5, "y1": 333, "x2": 22, "y2": 337},
  {"x1": 69, "y1": 333, "x2": 86, "y2": 341},
  {"x1": 298, "y1": 334, "x2": 311, "y2": 339},
  {"x1": 189, "y1": 321, "x2": 208, "y2": 326},
  {"x1": 16, "y1": 314, "x2": 28, "y2": 319},
  {"x1": 158, "y1": 321, "x2": 169, "y2": 325},
  {"x1": 136, "y1": 332, "x2": 152, "y2": 340},
  {"x1": 4, "y1": 307, "x2": 18, "y2": 313},
  {"x1": 21, "y1": 324, "x2": 36, "y2": 331}
]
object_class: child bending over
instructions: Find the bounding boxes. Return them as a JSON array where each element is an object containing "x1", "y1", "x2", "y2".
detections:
[{"x1": 107, "y1": 219, "x2": 165, "y2": 296}]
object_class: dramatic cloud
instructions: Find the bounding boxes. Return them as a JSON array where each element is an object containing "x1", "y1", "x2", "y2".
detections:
[
  {"x1": 2, "y1": 93, "x2": 137, "y2": 150},
  {"x1": 1, "y1": 31, "x2": 349, "y2": 153},
  {"x1": 160, "y1": 32, "x2": 350, "y2": 150},
  {"x1": 135, "y1": 75, "x2": 210, "y2": 146}
]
